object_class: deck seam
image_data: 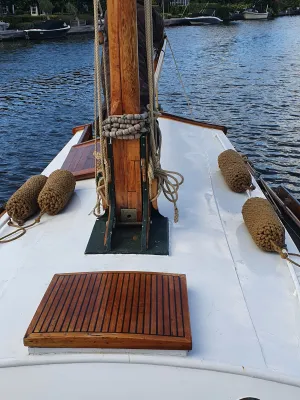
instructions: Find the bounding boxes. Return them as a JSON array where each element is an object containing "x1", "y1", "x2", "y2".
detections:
[{"x1": 204, "y1": 149, "x2": 268, "y2": 367}]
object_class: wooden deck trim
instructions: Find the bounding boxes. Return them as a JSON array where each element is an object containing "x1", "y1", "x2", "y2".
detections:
[
  {"x1": 72, "y1": 124, "x2": 87, "y2": 135},
  {"x1": 73, "y1": 139, "x2": 95, "y2": 149},
  {"x1": 78, "y1": 124, "x2": 93, "y2": 143},
  {"x1": 24, "y1": 332, "x2": 191, "y2": 350},
  {"x1": 24, "y1": 271, "x2": 192, "y2": 351},
  {"x1": 160, "y1": 112, "x2": 228, "y2": 134},
  {"x1": 72, "y1": 123, "x2": 93, "y2": 143},
  {"x1": 72, "y1": 168, "x2": 95, "y2": 181},
  {"x1": 55, "y1": 271, "x2": 187, "y2": 277}
]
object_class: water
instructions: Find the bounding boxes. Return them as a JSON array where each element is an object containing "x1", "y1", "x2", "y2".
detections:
[{"x1": 1, "y1": 17, "x2": 300, "y2": 205}]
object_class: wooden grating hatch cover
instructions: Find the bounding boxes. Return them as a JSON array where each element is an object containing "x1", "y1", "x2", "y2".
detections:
[{"x1": 24, "y1": 271, "x2": 192, "y2": 350}]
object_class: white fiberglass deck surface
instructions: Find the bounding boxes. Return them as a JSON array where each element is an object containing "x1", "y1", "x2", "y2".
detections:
[{"x1": 0, "y1": 119, "x2": 300, "y2": 382}]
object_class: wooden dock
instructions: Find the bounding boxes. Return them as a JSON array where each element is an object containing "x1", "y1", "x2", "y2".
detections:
[{"x1": 0, "y1": 30, "x2": 25, "y2": 41}]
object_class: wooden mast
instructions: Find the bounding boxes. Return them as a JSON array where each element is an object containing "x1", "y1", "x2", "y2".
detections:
[
  {"x1": 85, "y1": 0, "x2": 169, "y2": 255},
  {"x1": 107, "y1": 0, "x2": 142, "y2": 222}
]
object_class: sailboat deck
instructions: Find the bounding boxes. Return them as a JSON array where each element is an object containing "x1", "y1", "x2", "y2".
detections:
[{"x1": 0, "y1": 117, "x2": 300, "y2": 382}]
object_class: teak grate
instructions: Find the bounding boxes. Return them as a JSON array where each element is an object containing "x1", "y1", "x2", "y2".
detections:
[
  {"x1": 24, "y1": 271, "x2": 192, "y2": 350},
  {"x1": 61, "y1": 141, "x2": 95, "y2": 181}
]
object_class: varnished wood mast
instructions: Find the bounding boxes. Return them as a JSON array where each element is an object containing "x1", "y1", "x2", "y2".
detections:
[{"x1": 107, "y1": 0, "x2": 142, "y2": 221}]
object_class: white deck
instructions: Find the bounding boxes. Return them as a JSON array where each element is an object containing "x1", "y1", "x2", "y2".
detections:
[{"x1": 1, "y1": 118, "x2": 300, "y2": 397}]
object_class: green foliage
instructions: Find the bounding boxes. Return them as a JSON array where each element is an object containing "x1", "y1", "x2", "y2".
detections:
[
  {"x1": 4, "y1": 0, "x2": 300, "y2": 22},
  {"x1": 2, "y1": 13, "x2": 93, "y2": 28},
  {"x1": 65, "y1": 1, "x2": 77, "y2": 16},
  {"x1": 15, "y1": 21, "x2": 38, "y2": 29},
  {"x1": 38, "y1": 0, "x2": 54, "y2": 14},
  {"x1": 169, "y1": 0, "x2": 300, "y2": 16}
]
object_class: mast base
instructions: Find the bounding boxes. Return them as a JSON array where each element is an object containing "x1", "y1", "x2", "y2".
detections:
[{"x1": 85, "y1": 208, "x2": 169, "y2": 255}]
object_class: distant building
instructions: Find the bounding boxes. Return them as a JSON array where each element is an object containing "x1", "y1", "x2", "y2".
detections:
[
  {"x1": 30, "y1": 5, "x2": 39, "y2": 16},
  {"x1": 0, "y1": 3, "x2": 15, "y2": 15},
  {"x1": 169, "y1": 0, "x2": 190, "y2": 5}
]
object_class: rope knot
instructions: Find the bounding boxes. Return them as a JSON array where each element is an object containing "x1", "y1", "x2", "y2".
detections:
[
  {"x1": 35, "y1": 212, "x2": 44, "y2": 224},
  {"x1": 280, "y1": 248, "x2": 289, "y2": 260}
]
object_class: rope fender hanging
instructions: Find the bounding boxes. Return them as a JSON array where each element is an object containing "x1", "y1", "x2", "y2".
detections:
[
  {"x1": 5, "y1": 175, "x2": 48, "y2": 226},
  {"x1": 0, "y1": 170, "x2": 76, "y2": 243},
  {"x1": 38, "y1": 170, "x2": 76, "y2": 215},
  {"x1": 242, "y1": 197, "x2": 300, "y2": 268},
  {"x1": 218, "y1": 149, "x2": 255, "y2": 193}
]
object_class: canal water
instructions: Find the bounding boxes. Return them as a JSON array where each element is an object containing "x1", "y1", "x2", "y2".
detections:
[{"x1": 1, "y1": 17, "x2": 300, "y2": 205}]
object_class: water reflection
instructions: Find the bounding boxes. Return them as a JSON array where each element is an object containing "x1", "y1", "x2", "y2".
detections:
[{"x1": 0, "y1": 18, "x2": 300, "y2": 204}]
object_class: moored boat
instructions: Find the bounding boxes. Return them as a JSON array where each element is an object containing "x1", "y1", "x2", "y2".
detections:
[
  {"x1": 24, "y1": 20, "x2": 70, "y2": 40},
  {"x1": 185, "y1": 15, "x2": 223, "y2": 25},
  {"x1": 1, "y1": 0, "x2": 300, "y2": 398},
  {"x1": 243, "y1": 7, "x2": 269, "y2": 19}
]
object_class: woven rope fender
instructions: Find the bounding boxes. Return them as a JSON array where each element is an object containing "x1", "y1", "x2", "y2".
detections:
[
  {"x1": 6, "y1": 175, "x2": 47, "y2": 225},
  {"x1": 218, "y1": 149, "x2": 255, "y2": 193},
  {"x1": 38, "y1": 170, "x2": 76, "y2": 216},
  {"x1": 242, "y1": 197, "x2": 285, "y2": 252}
]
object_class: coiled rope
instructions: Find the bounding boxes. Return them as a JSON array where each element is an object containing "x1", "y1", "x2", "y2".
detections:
[{"x1": 102, "y1": 112, "x2": 149, "y2": 139}]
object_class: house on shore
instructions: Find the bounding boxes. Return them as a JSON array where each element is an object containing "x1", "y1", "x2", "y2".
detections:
[{"x1": 170, "y1": 0, "x2": 190, "y2": 5}]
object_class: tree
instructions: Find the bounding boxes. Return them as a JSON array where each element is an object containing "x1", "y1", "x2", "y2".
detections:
[
  {"x1": 66, "y1": 1, "x2": 79, "y2": 24},
  {"x1": 38, "y1": 0, "x2": 53, "y2": 17},
  {"x1": 14, "y1": 0, "x2": 32, "y2": 14}
]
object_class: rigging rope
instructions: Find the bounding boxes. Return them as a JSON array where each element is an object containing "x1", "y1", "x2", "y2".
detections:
[
  {"x1": 166, "y1": 36, "x2": 194, "y2": 117},
  {"x1": 93, "y1": 0, "x2": 110, "y2": 215},
  {"x1": 144, "y1": 0, "x2": 184, "y2": 222}
]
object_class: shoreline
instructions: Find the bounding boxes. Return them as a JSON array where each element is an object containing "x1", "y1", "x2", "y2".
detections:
[
  {"x1": 1, "y1": 14, "x2": 299, "y2": 41},
  {"x1": 1, "y1": 20, "x2": 187, "y2": 42}
]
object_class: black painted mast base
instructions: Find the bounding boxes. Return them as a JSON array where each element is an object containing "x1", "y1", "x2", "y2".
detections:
[{"x1": 85, "y1": 207, "x2": 169, "y2": 255}]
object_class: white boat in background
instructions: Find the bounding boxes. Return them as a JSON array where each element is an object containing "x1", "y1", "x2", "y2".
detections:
[
  {"x1": 0, "y1": 21, "x2": 10, "y2": 31},
  {"x1": 24, "y1": 20, "x2": 70, "y2": 40},
  {"x1": 243, "y1": 7, "x2": 269, "y2": 19},
  {"x1": 1, "y1": 0, "x2": 300, "y2": 399},
  {"x1": 185, "y1": 15, "x2": 223, "y2": 25}
]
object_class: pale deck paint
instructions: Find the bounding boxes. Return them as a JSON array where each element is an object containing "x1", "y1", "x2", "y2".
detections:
[{"x1": 1, "y1": 120, "x2": 300, "y2": 398}]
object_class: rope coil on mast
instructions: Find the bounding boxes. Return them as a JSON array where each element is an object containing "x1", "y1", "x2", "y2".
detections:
[{"x1": 92, "y1": 0, "x2": 184, "y2": 222}]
